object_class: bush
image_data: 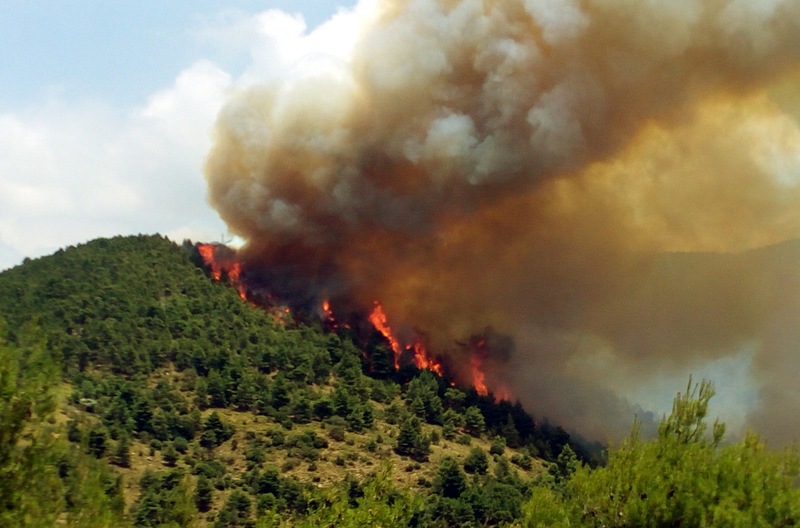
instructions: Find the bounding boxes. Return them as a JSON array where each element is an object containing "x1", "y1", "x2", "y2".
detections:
[
  {"x1": 173, "y1": 436, "x2": 189, "y2": 454},
  {"x1": 329, "y1": 426, "x2": 346, "y2": 442},
  {"x1": 281, "y1": 457, "x2": 300, "y2": 473},
  {"x1": 463, "y1": 447, "x2": 489, "y2": 475},
  {"x1": 489, "y1": 436, "x2": 505, "y2": 456},
  {"x1": 511, "y1": 453, "x2": 533, "y2": 470}
]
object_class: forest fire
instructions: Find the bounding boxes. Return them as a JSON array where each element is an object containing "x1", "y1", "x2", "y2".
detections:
[
  {"x1": 468, "y1": 338, "x2": 490, "y2": 396},
  {"x1": 368, "y1": 302, "x2": 402, "y2": 368},
  {"x1": 321, "y1": 299, "x2": 335, "y2": 324},
  {"x1": 410, "y1": 342, "x2": 444, "y2": 376},
  {"x1": 196, "y1": 243, "x2": 246, "y2": 300},
  {"x1": 367, "y1": 302, "x2": 444, "y2": 376},
  {"x1": 470, "y1": 355, "x2": 489, "y2": 397},
  {"x1": 195, "y1": 242, "x2": 501, "y2": 396}
]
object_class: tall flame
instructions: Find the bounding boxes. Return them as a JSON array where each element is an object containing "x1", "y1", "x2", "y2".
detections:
[
  {"x1": 470, "y1": 353, "x2": 489, "y2": 397},
  {"x1": 368, "y1": 301, "x2": 444, "y2": 375},
  {"x1": 410, "y1": 341, "x2": 443, "y2": 376},
  {"x1": 197, "y1": 243, "x2": 221, "y2": 281},
  {"x1": 368, "y1": 302, "x2": 402, "y2": 369}
]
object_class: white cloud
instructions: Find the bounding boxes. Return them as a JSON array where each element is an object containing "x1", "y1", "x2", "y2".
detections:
[
  {"x1": 0, "y1": 60, "x2": 232, "y2": 270},
  {"x1": 0, "y1": 4, "x2": 367, "y2": 271}
]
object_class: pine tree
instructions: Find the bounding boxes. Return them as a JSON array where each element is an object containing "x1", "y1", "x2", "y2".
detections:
[
  {"x1": 433, "y1": 457, "x2": 468, "y2": 499},
  {"x1": 395, "y1": 415, "x2": 430, "y2": 461},
  {"x1": 195, "y1": 474, "x2": 213, "y2": 512},
  {"x1": 463, "y1": 447, "x2": 489, "y2": 475},
  {"x1": 87, "y1": 423, "x2": 109, "y2": 458},
  {"x1": 464, "y1": 406, "x2": 485, "y2": 437},
  {"x1": 113, "y1": 433, "x2": 131, "y2": 468},
  {"x1": 162, "y1": 442, "x2": 179, "y2": 467}
]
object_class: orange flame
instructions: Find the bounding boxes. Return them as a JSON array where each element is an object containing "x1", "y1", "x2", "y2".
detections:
[
  {"x1": 197, "y1": 243, "x2": 221, "y2": 280},
  {"x1": 368, "y1": 301, "x2": 444, "y2": 375},
  {"x1": 493, "y1": 385, "x2": 512, "y2": 402},
  {"x1": 322, "y1": 299, "x2": 335, "y2": 323},
  {"x1": 471, "y1": 353, "x2": 489, "y2": 396},
  {"x1": 467, "y1": 337, "x2": 512, "y2": 401},
  {"x1": 410, "y1": 341, "x2": 443, "y2": 376},
  {"x1": 196, "y1": 243, "x2": 246, "y2": 300},
  {"x1": 368, "y1": 302, "x2": 402, "y2": 368}
]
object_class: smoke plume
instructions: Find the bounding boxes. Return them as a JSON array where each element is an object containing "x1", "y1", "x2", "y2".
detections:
[{"x1": 205, "y1": 0, "x2": 800, "y2": 442}]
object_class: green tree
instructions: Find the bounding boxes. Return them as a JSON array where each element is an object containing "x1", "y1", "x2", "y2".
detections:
[
  {"x1": 195, "y1": 474, "x2": 213, "y2": 512},
  {"x1": 0, "y1": 327, "x2": 128, "y2": 527},
  {"x1": 522, "y1": 379, "x2": 800, "y2": 527},
  {"x1": 548, "y1": 444, "x2": 578, "y2": 488},
  {"x1": 207, "y1": 369, "x2": 230, "y2": 408},
  {"x1": 395, "y1": 415, "x2": 430, "y2": 461},
  {"x1": 215, "y1": 489, "x2": 251, "y2": 527},
  {"x1": 466, "y1": 480, "x2": 523, "y2": 526},
  {"x1": 442, "y1": 408, "x2": 463, "y2": 440},
  {"x1": 200, "y1": 411, "x2": 233, "y2": 449},
  {"x1": 112, "y1": 433, "x2": 131, "y2": 468},
  {"x1": 405, "y1": 370, "x2": 444, "y2": 424},
  {"x1": 490, "y1": 435, "x2": 506, "y2": 456},
  {"x1": 267, "y1": 463, "x2": 421, "y2": 527},
  {"x1": 464, "y1": 406, "x2": 485, "y2": 437},
  {"x1": 432, "y1": 457, "x2": 468, "y2": 499},
  {"x1": 87, "y1": 423, "x2": 109, "y2": 458},
  {"x1": 463, "y1": 447, "x2": 489, "y2": 475},
  {"x1": 162, "y1": 442, "x2": 179, "y2": 467},
  {"x1": 0, "y1": 329, "x2": 62, "y2": 526},
  {"x1": 132, "y1": 469, "x2": 197, "y2": 527}
]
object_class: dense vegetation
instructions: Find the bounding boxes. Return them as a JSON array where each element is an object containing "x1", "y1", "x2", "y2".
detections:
[
  {"x1": 523, "y1": 380, "x2": 800, "y2": 527},
  {"x1": 1, "y1": 235, "x2": 799, "y2": 527}
]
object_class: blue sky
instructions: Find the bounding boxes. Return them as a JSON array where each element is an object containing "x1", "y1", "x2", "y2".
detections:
[
  {"x1": 0, "y1": 1, "x2": 355, "y2": 270},
  {"x1": 0, "y1": 1, "x2": 347, "y2": 108}
]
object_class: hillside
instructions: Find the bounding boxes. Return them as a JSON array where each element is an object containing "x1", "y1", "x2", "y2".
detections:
[
  {"x1": 5, "y1": 235, "x2": 800, "y2": 527},
  {"x1": 0, "y1": 234, "x2": 575, "y2": 527}
]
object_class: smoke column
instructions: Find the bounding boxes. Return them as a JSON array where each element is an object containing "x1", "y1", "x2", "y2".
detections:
[{"x1": 205, "y1": 0, "x2": 800, "y2": 442}]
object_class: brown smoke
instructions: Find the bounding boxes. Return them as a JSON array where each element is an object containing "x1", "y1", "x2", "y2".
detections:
[{"x1": 205, "y1": 0, "x2": 800, "y2": 442}]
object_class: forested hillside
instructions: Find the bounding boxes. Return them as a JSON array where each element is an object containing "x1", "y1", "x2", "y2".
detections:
[
  {"x1": 0, "y1": 235, "x2": 572, "y2": 527},
  {"x1": 2, "y1": 235, "x2": 800, "y2": 527}
]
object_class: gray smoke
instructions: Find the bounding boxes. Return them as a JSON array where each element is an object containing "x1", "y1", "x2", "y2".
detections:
[{"x1": 205, "y1": 0, "x2": 800, "y2": 442}]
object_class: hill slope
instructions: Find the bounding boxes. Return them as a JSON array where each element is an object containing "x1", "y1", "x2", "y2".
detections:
[{"x1": 0, "y1": 234, "x2": 576, "y2": 527}]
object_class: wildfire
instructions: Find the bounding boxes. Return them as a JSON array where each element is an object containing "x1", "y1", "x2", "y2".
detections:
[
  {"x1": 466, "y1": 337, "x2": 513, "y2": 401},
  {"x1": 368, "y1": 302, "x2": 402, "y2": 368},
  {"x1": 197, "y1": 244, "x2": 487, "y2": 395},
  {"x1": 196, "y1": 243, "x2": 247, "y2": 300},
  {"x1": 410, "y1": 341, "x2": 443, "y2": 376},
  {"x1": 367, "y1": 301, "x2": 444, "y2": 375},
  {"x1": 321, "y1": 299, "x2": 335, "y2": 324},
  {"x1": 493, "y1": 385, "x2": 512, "y2": 402},
  {"x1": 471, "y1": 353, "x2": 489, "y2": 396},
  {"x1": 197, "y1": 243, "x2": 221, "y2": 280}
]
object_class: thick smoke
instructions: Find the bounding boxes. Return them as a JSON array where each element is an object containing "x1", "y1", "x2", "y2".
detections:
[{"x1": 205, "y1": 0, "x2": 800, "y2": 442}]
